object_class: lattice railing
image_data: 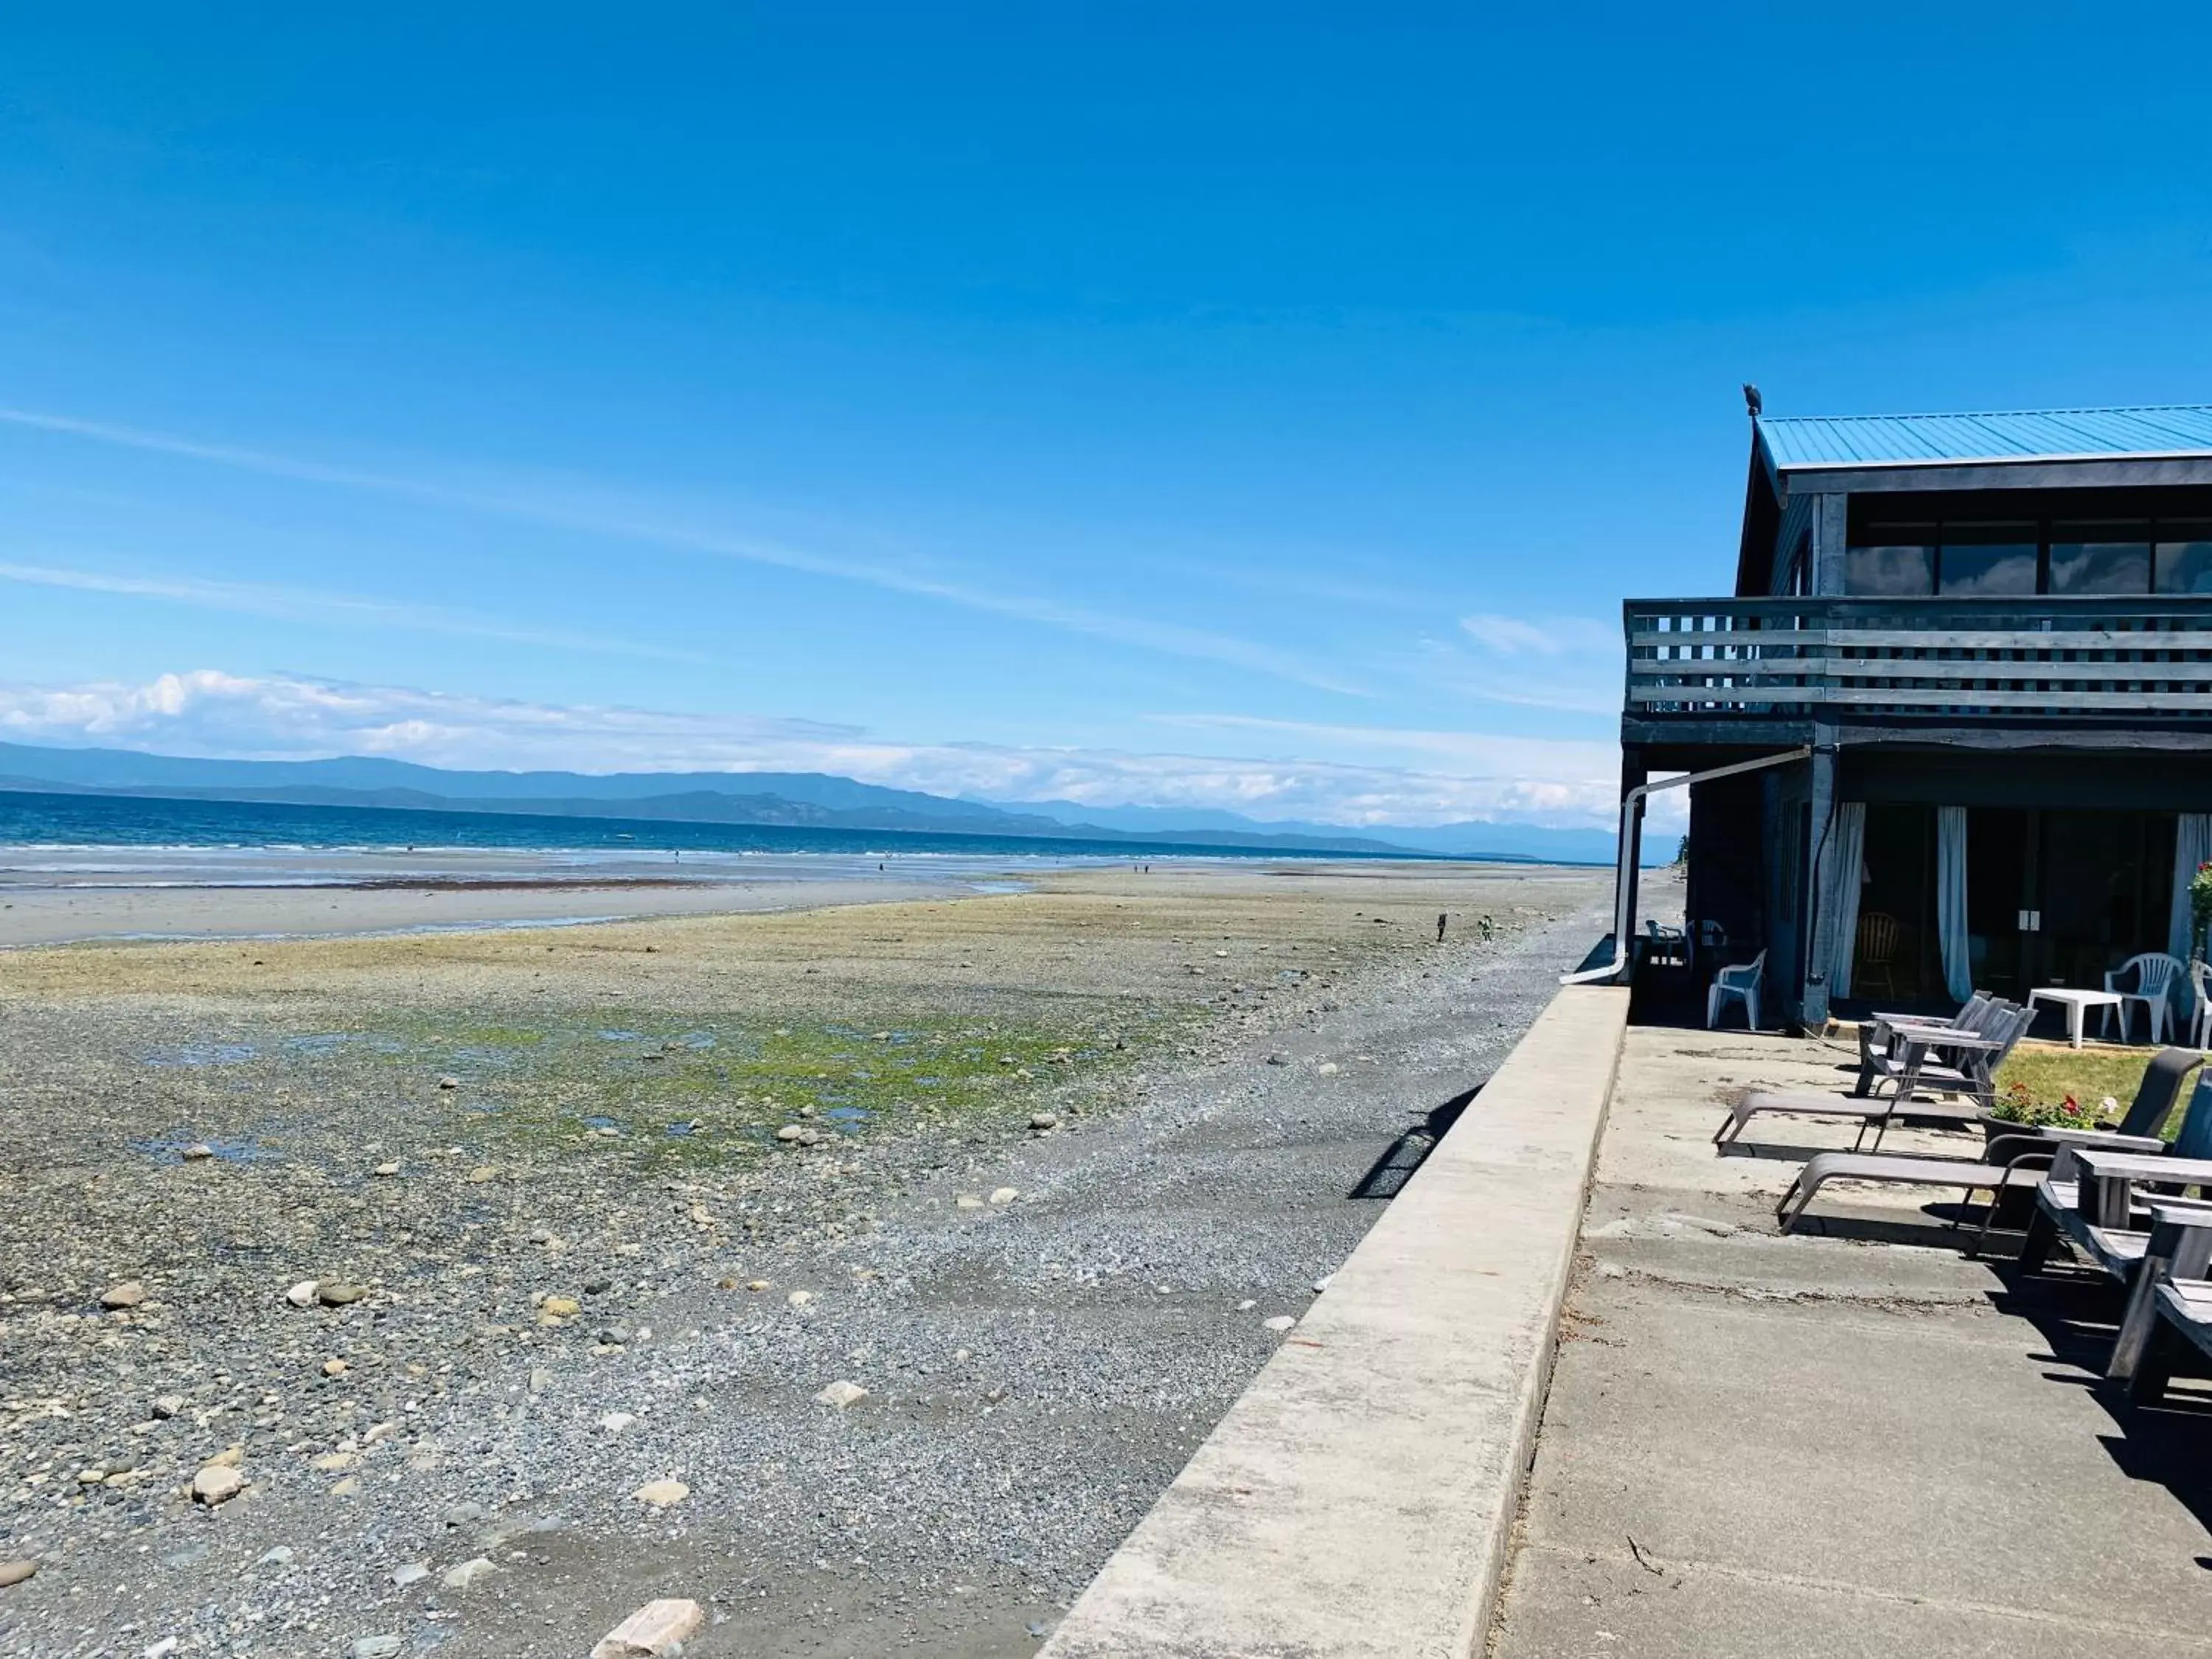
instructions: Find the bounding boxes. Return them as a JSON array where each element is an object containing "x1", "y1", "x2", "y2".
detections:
[{"x1": 1627, "y1": 597, "x2": 2212, "y2": 719}]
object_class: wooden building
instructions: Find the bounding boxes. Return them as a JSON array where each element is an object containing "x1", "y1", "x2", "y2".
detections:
[{"x1": 1620, "y1": 402, "x2": 2212, "y2": 1028}]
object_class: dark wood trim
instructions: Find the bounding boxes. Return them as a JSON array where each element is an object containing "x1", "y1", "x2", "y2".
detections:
[{"x1": 1781, "y1": 457, "x2": 2212, "y2": 495}]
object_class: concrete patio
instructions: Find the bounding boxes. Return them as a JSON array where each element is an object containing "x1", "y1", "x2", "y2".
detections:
[{"x1": 1491, "y1": 1023, "x2": 2212, "y2": 1658}]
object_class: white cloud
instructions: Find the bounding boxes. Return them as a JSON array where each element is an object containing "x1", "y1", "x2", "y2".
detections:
[
  {"x1": 0, "y1": 406, "x2": 1366, "y2": 696},
  {"x1": 0, "y1": 669, "x2": 1635, "y2": 830},
  {"x1": 0, "y1": 558, "x2": 707, "y2": 662},
  {"x1": 1459, "y1": 613, "x2": 1618, "y2": 657}
]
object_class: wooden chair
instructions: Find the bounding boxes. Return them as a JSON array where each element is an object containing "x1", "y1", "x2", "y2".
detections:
[{"x1": 1854, "y1": 911, "x2": 1901, "y2": 999}]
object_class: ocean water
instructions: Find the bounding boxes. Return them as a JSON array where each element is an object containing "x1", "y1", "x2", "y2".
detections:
[{"x1": 0, "y1": 787, "x2": 1383, "y2": 888}]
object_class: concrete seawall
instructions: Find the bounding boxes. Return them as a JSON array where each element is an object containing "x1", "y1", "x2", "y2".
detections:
[{"x1": 1040, "y1": 983, "x2": 1631, "y2": 1659}]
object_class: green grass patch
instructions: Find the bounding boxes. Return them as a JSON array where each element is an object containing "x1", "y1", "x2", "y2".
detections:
[
  {"x1": 1996, "y1": 1044, "x2": 2155, "y2": 1119},
  {"x1": 344, "y1": 1004, "x2": 1203, "y2": 1169}
]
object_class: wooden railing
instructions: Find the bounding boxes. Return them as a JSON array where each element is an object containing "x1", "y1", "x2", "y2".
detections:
[{"x1": 1626, "y1": 596, "x2": 2212, "y2": 722}]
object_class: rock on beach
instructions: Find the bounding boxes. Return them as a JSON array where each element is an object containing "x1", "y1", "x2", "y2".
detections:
[{"x1": 592, "y1": 1598, "x2": 706, "y2": 1659}]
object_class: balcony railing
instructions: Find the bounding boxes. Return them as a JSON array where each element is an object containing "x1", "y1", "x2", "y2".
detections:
[{"x1": 1626, "y1": 595, "x2": 2212, "y2": 723}]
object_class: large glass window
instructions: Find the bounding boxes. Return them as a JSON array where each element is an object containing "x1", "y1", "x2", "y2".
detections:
[
  {"x1": 1938, "y1": 523, "x2": 2039, "y2": 595},
  {"x1": 1843, "y1": 503, "x2": 2211, "y2": 597},
  {"x1": 2155, "y1": 521, "x2": 2212, "y2": 594},
  {"x1": 1844, "y1": 524, "x2": 1935, "y2": 595},
  {"x1": 2050, "y1": 521, "x2": 2153, "y2": 594}
]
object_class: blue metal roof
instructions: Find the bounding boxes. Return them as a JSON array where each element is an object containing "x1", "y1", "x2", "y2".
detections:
[{"x1": 1756, "y1": 404, "x2": 2212, "y2": 470}]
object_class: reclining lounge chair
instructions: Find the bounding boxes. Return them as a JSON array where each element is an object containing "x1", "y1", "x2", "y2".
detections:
[{"x1": 1773, "y1": 1048, "x2": 2206, "y2": 1237}]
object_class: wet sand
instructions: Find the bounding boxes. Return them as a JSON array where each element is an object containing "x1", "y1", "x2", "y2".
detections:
[{"x1": 0, "y1": 877, "x2": 967, "y2": 949}]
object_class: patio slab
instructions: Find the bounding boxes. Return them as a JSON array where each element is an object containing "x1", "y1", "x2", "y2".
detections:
[{"x1": 1491, "y1": 1023, "x2": 2212, "y2": 1659}]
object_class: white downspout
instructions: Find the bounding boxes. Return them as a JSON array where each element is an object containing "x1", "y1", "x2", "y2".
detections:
[{"x1": 1559, "y1": 745, "x2": 1812, "y2": 986}]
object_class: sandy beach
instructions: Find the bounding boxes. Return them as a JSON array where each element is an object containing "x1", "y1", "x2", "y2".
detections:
[
  {"x1": 0, "y1": 877, "x2": 975, "y2": 950},
  {"x1": 0, "y1": 861, "x2": 1609, "y2": 1658},
  {"x1": 0, "y1": 844, "x2": 1104, "y2": 950}
]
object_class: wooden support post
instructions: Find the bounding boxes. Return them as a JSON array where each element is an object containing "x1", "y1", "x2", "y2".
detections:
[{"x1": 1810, "y1": 493, "x2": 1848, "y2": 596}]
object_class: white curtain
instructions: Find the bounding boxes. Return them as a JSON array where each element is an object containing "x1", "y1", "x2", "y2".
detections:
[
  {"x1": 1937, "y1": 806, "x2": 1972, "y2": 1003},
  {"x1": 1821, "y1": 802, "x2": 1868, "y2": 997},
  {"x1": 2171, "y1": 814, "x2": 2212, "y2": 961}
]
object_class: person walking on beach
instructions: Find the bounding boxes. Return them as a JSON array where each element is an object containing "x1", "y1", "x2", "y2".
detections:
[{"x1": 1436, "y1": 912, "x2": 1447, "y2": 942}]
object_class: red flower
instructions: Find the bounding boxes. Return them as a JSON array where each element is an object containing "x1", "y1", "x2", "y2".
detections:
[{"x1": 2062, "y1": 1095, "x2": 2081, "y2": 1115}]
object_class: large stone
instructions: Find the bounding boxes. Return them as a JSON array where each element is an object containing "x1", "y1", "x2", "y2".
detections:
[
  {"x1": 631, "y1": 1478, "x2": 689, "y2": 1509},
  {"x1": 541, "y1": 1295, "x2": 582, "y2": 1320},
  {"x1": 591, "y1": 1598, "x2": 706, "y2": 1659},
  {"x1": 191, "y1": 1464, "x2": 245, "y2": 1506},
  {"x1": 317, "y1": 1282, "x2": 366, "y2": 1307},
  {"x1": 100, "y1": 1281, "x2": 146, "y2": 1309},
  {"x1": 988, "y1": 1186, "x2": 1020, "y2": 1206},
  {"x1": 0, "y1": 1560, "x2": 35, "y2": 1588},
  {"x1": 352, "y1": 1638, "x2": 404, "y2": 1659},
  {"x1": 814, "y1": 1379, "x2": 869, "y2": 1410},
  {"x1": 440, "y1": 1556, "x2": 496, "y2": 1590},
  {"x1": 283, "y1": 1281, "x2": 320, "y2": 1308}
]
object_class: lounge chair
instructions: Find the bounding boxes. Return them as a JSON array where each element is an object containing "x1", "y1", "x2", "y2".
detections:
[
  {"x1": 1773, "y1": 1048, "x2": 2207, "y2": 1236},
  {"x1": 2016, "y1": 1061, "x2": 2212, "y2": 1270},
  {"x1": 2123, "y1": 1257, "x2": 2212, "y2": 1404},
  {"x1": 2107, "y1": 1201, "x2": 2212, "y2": 1386},
  {"x1": 1861, "y1": 1000, "x2": 2034, "y2": 1110},
  {"x1": 1714, "y1": 1083, "x2": 1984, "y2": 1152},
  {"x1": 1774, "y1": 1127, "x2": 2098, "y2": 1236},
  {"x1": 1852, "y1": 993, "x2": 1997, "y2": 1096},
  {"x1": 1714, "y1": 999, "x2": 2016, "y2": 1152}
]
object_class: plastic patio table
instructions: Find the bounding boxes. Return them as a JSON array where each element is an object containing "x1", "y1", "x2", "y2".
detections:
[{"x1": 2027, "y1": 987, "x2": 2127, "y2": 1048}]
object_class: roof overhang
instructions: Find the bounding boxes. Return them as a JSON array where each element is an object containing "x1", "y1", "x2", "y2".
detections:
[{"x1": 1774, "y1": 453, "x2": 2212, "y2": 495}]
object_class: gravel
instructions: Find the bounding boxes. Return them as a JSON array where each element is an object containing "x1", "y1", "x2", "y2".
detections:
[{"x1": 0, "y1": 865, "x2": 1605, "y2": 1657}]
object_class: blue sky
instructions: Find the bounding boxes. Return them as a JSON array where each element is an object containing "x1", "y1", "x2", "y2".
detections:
[{"x1": 4, "y1": 5, "x2": 2210, "y2": 828}]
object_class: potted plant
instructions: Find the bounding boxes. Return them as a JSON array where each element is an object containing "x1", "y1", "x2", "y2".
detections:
[
  {"x1": 1980, "y1": 1080, "x2": 2116, "y2": 1149},
  {"x1": 2192, "y1": 860, "x2": 2212, "y2": 964}
]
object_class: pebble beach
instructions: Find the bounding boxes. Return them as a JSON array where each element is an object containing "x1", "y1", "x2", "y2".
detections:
[{"x1": 0, "y1": 861, "x2": 1609, "y2": 1658}]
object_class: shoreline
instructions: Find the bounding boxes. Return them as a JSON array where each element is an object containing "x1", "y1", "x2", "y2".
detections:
[
  {"x1": 0, "y1": 854, "x2": 1584, "y2": 950},
  {"x1": 0, "y1": 874, "x2": 995, "y2": 950}
]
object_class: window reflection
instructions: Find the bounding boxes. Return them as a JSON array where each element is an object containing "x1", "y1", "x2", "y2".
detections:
[
  {"x1": 2156, "y1": 523, "x2": 2212, "y2": 594},
  {"x1": 1938, "y1": 524, "x2": 2038, "y2": 596},
  {"x1": 2051, "y1": 522, "x2": 2152, "y2": 594},
  {"x1": 1845, "y1": 540, "x2": 1934, "y2": 596},
  {"x1": 1841, "y1": 510, "x2": 2210, "y2": 597}
]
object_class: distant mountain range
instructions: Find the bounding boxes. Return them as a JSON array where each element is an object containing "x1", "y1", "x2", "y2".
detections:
[{"x1": 0, "y1": 740, "x2": 1644, "y2": 864}]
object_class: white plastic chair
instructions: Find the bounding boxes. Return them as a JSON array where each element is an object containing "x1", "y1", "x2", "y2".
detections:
[
  {"x1": 1706, "y1": 949, "x2": 1767, "y2": 1031},
  {"x1": 2192, "y1": 959, "x2": 2212, "y2": 1050},
  {"x1": 2106, "y1": 952, "x2": 2188, "y2": 1044}
]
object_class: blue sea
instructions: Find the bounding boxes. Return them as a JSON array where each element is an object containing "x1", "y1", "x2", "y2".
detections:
[{"x1": 0, "y1": 787, "x2": 1381, "y2": 888}]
